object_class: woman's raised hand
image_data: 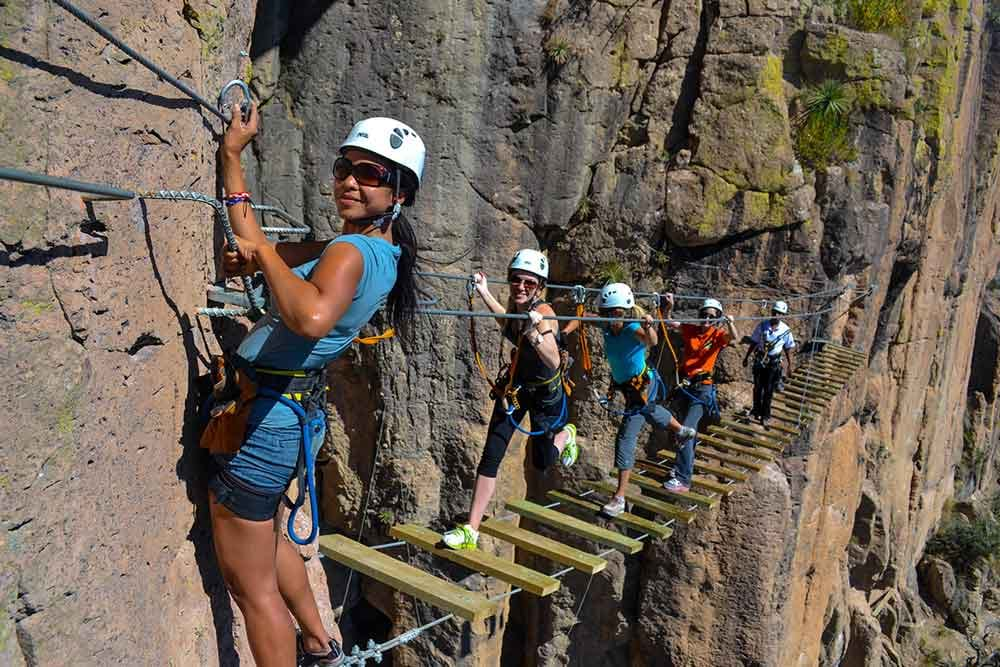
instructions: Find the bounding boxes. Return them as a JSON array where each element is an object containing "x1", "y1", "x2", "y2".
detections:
[
  {"x1": 473, "y1": 271, "x2": 489, "y2": 294},
  {"x1": 221, "y1": 100, "x2": 259, "y2": 156}
]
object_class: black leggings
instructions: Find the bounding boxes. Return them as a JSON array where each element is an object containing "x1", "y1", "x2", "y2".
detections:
[{"x1": 476, "y1": 388, "x2": 564, "y2": 478}]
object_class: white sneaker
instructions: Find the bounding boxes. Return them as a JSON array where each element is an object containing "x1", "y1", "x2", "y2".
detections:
[
  {"x1": 662, "y1": 476, "x2": 691, "y2": 494},
  {"x1": 442, "y1": 524, "x2": 479, "y2": 550},
  {"x1": 602, "y1": 495, "x2": 626, "y2": 517}
]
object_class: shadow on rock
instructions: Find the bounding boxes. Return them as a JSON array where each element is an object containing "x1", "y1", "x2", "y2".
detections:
[{"x1": 139, "y1": 201, "x2": 240, "y2": 664}]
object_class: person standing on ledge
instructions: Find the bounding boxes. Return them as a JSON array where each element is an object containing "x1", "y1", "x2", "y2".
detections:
[
  {"x1": 743, "y1": 300, "x2": 795, "y2": 425},
  {"x1": 660, "y1": 294, "x2": 737, "y2": 493},
  {"x1": 564, "y1": 283, "x2": 696, "y2": 517},
  {"x1": 443, "y1": 249, "x2": 579, "y2": 550}
]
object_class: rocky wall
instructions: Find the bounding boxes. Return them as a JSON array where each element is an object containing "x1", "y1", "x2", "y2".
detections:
[{"x1": 3, "y1": 0, "x2": 1000, "y2": 665}]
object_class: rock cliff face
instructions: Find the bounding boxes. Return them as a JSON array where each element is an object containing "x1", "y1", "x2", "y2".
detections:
[{"x1": 2, "y1": 0, "x2": 1000, "y2": 665}]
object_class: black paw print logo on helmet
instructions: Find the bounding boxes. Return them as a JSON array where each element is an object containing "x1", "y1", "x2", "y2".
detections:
[{"x1": 390, "y1": 127, "x2": 412, "y2": 149}]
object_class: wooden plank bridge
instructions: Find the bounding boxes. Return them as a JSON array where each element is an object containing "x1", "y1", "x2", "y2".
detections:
[{"x1": 318, "y1": 342, "x2": 866, "y2": 622}]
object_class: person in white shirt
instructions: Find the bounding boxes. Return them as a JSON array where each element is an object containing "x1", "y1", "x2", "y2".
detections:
[{"x1": 743, "y1": 301, "x2": 795, "y2": 425}]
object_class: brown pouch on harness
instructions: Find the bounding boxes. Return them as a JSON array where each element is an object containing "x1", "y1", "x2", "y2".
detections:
[{"x1": 200, "y1": 356, "x2": 258, "y2": 455}]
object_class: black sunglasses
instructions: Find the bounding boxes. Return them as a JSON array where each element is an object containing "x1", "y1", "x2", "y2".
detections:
[{"x1": 333, "y1": 156, "x2": 394, "y2": 187}]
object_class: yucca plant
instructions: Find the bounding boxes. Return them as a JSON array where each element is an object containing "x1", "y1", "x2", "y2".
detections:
[
  {"x1": 596, "y1": 261, "x2": 628, "y2": 285},
  {"x1": 796, "y1": 80, "x2": 852, "y2": 127},
  {"x1": 794, "y1": 80, "x2": 855, "y2": 169}
]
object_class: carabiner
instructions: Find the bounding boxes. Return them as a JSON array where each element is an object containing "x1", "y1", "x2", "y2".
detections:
[
  {"x1": 218, "y1": 79, "x2": 251, "y2": 123},
  {"x1": 572, "y1": 284, "x2": 587, "y2": 305}
]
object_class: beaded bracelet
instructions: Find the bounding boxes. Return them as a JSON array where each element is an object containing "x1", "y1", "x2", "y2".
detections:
[{"x1": 223, "y1": 191, "x2": 252, "y2": 206}]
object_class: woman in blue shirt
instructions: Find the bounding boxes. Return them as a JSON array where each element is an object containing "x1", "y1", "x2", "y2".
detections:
[
  {"x1": 208, "y1": 106, "x2": 424, "y2": 666},
  {"x1": 569, "y1": 283, "x2": 694, "y2": 517}
]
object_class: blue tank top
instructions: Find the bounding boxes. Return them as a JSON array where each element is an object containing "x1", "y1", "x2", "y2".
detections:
[
  {"x1": 602, "y1": 322, "x2": 648, "y2": 384},
  {"x1": 238, "y1": 234, "x2": 400, "y2": 426}
]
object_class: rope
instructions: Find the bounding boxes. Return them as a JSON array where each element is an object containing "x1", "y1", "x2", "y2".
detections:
[
  {"x1": 51, "y1": 0, "x2": 228, "y2": 122},
  {"x1": 0, "y1": 166, "x2": 135, "y2": 199},
  {"x1": 655, "y1": 302, "x2": 680, "y2": 386},
  {"x1": 354, "y1": 329, "x2": 395, "y2": 345},
  {"x1": 467, "y1": 285, "x2": 498, "y2": 393},
  {"x1": 139, "y1": 190, "x2": 265, "y2": 318},
  {"x1": 416, "y1": 270, "x2": 846, "y2": 304},
  {"x1": 0, "y1": 167, "x2": 267, "y2": 318},
  {"x1": 414, "y1": 305, "x2": 842, "y2": 325},
  {"x1": 575, "y1": 303, "x2": 593, "y2": 377}
]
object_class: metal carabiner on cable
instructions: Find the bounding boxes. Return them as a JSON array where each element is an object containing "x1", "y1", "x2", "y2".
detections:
[
  {"x1": 217, "y1": 79, "x2": 252, "y2": 123},
  {"x1": 572, "y1": 284, "x2": 587, "y2": 305}
]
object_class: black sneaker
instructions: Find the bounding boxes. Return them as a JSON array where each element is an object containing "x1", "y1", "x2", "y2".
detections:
[{"x1": 297, "y1": 632, "x2": 345, "y2": 667}]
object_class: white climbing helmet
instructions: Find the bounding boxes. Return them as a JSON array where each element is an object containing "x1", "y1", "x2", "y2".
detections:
[
  {"x1": 598, "y1": 283, "x2": 635, "y2": 310},
  {"x1": 700, "y1": 298, "x2": 723, "y2": 315},
  {"x1": 772, "y1": 300, "x2": 789, "y2": 315},
  {"x1": 340, "y1": 117, "x2": 426, "y2": 187},
  {"x1": 508, "y1": 249, "x2": 549, "y2": 281}
]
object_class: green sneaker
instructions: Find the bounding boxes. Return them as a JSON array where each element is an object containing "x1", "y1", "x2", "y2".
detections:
[
  {"x1": 560, "y1": 424, "x2": 579, "y2": 467},
  {"x1": 442, "y1": 524, "x2": 479, "y2": 550}
]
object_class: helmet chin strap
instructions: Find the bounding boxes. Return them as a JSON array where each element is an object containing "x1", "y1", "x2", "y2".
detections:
[{"x1": 360, "y1": 171, "x2": 403, "y2": 234}]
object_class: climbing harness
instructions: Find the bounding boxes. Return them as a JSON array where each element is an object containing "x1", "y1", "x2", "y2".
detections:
[
  {"x1": 200, "y1": 359, "x2": 326, "y2": 545},
  {"x1": 256, "y1": 385, "x2": 326, "y2": 546},
  {"x1": 597, "y1": 366, "x2": 666, "y2": 417}
]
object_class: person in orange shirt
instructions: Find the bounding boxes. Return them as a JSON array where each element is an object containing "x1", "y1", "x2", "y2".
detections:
[{"x1": 661, "y1": 294, "x2": 738, "y2": 492}]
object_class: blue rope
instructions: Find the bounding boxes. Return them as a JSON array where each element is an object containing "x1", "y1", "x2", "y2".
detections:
[
  {"x1": 505, "y1": 391, "x2": 568, "y2": 436},
  {"x1": 257, "y1": 387, "x2": 324, "y2": 546}
]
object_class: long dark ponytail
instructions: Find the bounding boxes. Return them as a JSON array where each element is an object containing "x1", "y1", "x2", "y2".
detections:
[{"x1": 386, "y1": 211, "x2": 418, "y2": 339}]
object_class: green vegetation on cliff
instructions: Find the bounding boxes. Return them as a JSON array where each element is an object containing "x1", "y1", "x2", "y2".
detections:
[{"x1": 794, "y1": 80, "x2": 855, "y2": 169}]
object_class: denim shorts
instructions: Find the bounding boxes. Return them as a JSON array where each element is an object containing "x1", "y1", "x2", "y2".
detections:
[{"x1": 209, "y1": 406, "x2": 325, "y2": 521}]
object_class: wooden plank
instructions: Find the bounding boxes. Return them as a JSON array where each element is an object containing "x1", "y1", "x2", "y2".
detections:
[
  {"x1": 720, "y1": 417, "x2": 799, "y2": 438},
  {"x1": 708, "y1": 425, "x2": 785, "y2": 453},
  {"x1": 546, "y1": 490, "x2": 674, "y2": 539},
  {"x1": 634, "y1": 459, "x2": 737, "y2": 496},
  {"x1": 768, "y1": 411, "x2": 814, "y2": 427},
  {"x1": 319, "y1": 534, "x2": 495, "y2": 623},
  {"x1": 582, "y1": 480, "x2": 699, "y2": 523},
  {"x1": 777, "y1": 384, "x2": 828, "y2": 404},
  {"x1": 786, "y1": 380, "x2": 838, "y2": 397},
  {"x1": 656, "y1": 449, "x2": 751, "y2": 481},
  {"x1": 390, "y1": 524, "x2": 560, "y2": 597},
  {"x1": 806, "y1": 358, "x2": 858, "y2": 373},
  {"x1": 697, "y1": 432, "x2": 776, "y2": 460},
  {"x1": 479, "y1": 519, "x2": 606, "y2": 575},
  {"x1": 822, "y1": 345, "x2": 865, "y2": 359},
  {"x1": 794, "y1": 367, "x2": 849, "y2": 383},
  {"x1": 772, "y1": 395, "x2": 823, "y2": 414},
  {"x1": 685, "y1": 442, "x2": 767, "y2": 471},
  {"x1": 717, "y1": 418, "x2": 795, "y2": 442},
  {"x1": 787, "y1": 374, "x2": 840, "y2": 390},
  {"x1": 612, "y1": 470, "x2": 722, "y2": 507},
  {"x1": 505, "y1": 500, "x2": 643, "y2": 554}
]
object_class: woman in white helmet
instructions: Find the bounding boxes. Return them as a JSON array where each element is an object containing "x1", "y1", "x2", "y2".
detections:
[
  {"x1": 443, "y1": 249, "x2": 579, "y2": 550},
  {"x1": 206, "y1": 107, "x2": 425, "y2": 665},
  {"x1": 660, "y1": 294, "x2": 738, "y2": 493},
  {"x1": 742, "y1": 300, "x2": 795, "y2": 425},
  {"x1": 575, "y1": 283, "x2": 696, "y2": 517}
]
